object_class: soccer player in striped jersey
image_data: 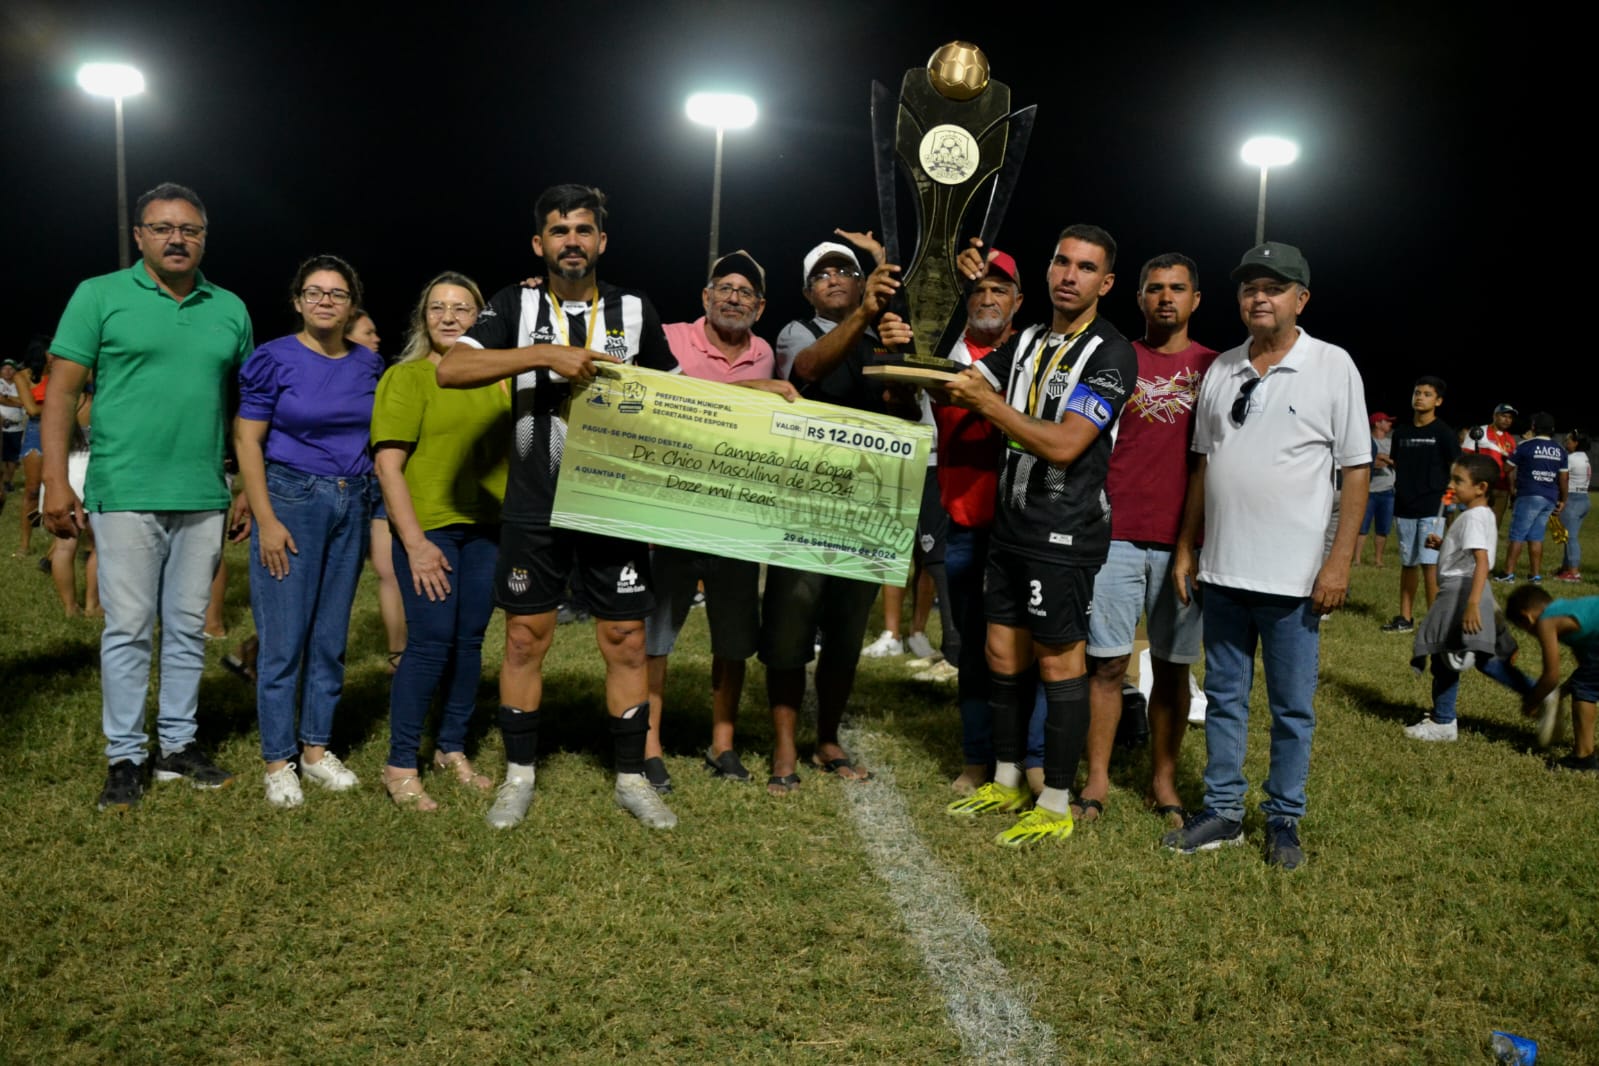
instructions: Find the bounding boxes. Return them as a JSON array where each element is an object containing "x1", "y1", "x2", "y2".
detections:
[
  {"x1": 943, "y1": 226, "x2": 1138, "y2": 846},
  {"x1": 438, "y1": 184, "x2": 680, "y2": 832}
]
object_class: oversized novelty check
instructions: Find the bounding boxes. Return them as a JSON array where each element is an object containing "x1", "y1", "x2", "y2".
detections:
[{"x1": 550, "y1": 365, "x2": 933, "y2": 585}]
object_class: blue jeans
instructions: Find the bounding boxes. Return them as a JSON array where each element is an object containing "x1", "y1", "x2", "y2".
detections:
[
  {"x1": 1361, "y1": 489, "x2": 1395, "y2": 536},
  {"x1": 1563, "y1": 492, "x2": 1590, "y2": 570},
  {"x1": 388, "y1": 525, "x2": 500, "y2": 769},
  {"x1": 90, "y1": 510, "x2": 225, "y2": 763},
  {"x1": 1199, "y1": 583, "x2": 1321, "y2": 822},
  {"x1": 251, "y1": 465, "x2": 372, "y2": 763},
  {"x1": 1431, "y1": 653, "x2": 1534, "y2": 723},
  {"x1": 946, "y1": 523, "x2": 1046, "y2": 767}
]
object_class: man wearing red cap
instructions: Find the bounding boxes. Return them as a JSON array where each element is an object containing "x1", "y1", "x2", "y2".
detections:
[{"x1": 1356, "y1": 411, "x2": 1396, "y2": 567}]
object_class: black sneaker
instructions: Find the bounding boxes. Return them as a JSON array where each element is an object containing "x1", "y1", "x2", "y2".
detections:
[
  {"x1": 642, "y1": 756, "x2": 673, "y2": 795},
  {"x1": 1265, "y1": 818, "x2": 1304, "y2": 870},
  {"x1": 1553, "y1": 753, "x2": 1599, "y2": 774},
  {"x1": 1380, "y1": 615, "x2": 1414, "y2": 633},
  {"x1": 151, "y1": 744, "x2": 236, "y2": 789},
  {"x1": 97, "y1": 760, "x2": 145, "y2": 811},
  {"x1": 1161, "y1": 808, "x2": 1244, "y2": 853}
]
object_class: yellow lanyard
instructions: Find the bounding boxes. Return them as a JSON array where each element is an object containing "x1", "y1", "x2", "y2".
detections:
[
  {"x1": 547, "y1": 289, "x2": 600, "y2": 350},
  {"x1": 1025, "y1": 317, "x2": 1094, "y2": 414}
]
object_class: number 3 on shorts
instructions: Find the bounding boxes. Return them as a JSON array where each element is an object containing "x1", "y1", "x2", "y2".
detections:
[{"x1": 1029, "y1": 580, "x2": 1043, "y2": 608}]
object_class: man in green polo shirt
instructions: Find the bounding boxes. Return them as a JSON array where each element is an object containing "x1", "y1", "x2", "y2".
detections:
[{"x1": 41, "y1": 182, "x2": 254, "y2": 811}]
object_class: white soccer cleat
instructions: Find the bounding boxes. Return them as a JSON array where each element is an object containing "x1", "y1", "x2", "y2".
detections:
[
  {"x1": 615, "y1": 773, "x2": 678, "y2": 829},
  {"x1": 861, "y1": 630, "x2": 904, "y2": 658},
  {"x1": 486, "y1": 770, "x2": 536, "y2": 829}
]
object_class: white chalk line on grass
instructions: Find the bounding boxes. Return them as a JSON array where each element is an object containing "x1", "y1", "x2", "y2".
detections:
[{"x1": 837, "y1": 723, "x2": 1059, "y2": 1066}]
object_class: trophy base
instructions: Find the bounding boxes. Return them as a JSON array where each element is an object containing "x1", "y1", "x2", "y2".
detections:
[{"x1": 863, "y1": 364, "x2": 961, "y2": 386}]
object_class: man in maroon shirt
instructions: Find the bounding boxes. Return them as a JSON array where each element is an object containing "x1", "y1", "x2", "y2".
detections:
[{"x1": 1079, "y1": 253, "x2": 1217, "y2": 825}]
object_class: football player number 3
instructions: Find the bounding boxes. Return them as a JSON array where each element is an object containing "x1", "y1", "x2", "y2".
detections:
[{"x1": 1029, "y1": 580, "x2": 1043, "y2": 608}]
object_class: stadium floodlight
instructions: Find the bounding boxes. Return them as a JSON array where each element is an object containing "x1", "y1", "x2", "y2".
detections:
[
  {"x1": 78, "y1": 63, "x2": 146, "y2": 268},
  {"x1": 686, "y1": 93, "x2": 758, "y2": 270},
  {"x1": 1240, "y1": 136, "x2": 1299, "y2": 245}
]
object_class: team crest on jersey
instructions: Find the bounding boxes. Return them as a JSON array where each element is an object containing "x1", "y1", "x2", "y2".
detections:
[
  {"x1": 506, "y1": 567, "x2": 529, "y2": 595},
  {"x1": 604, "y1": 329, "x2": 628, "y2": 359},
  {"x1": 920, "y1": 533, "x2": 935, "y2": 553},
  {"x1": 1045, "y1": 370, "x2": 1072, "y2": 399},
  {"x1": 617, "y1": 562, "x2": 644, "y2": 595}
]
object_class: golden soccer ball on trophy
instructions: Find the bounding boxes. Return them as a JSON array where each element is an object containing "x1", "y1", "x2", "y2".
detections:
[{"x1": 926, "y1": 41, "x2": 990, "y2": 101}]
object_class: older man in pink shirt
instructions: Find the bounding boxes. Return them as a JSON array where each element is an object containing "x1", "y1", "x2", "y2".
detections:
[{"x1": 644, "y1": 252, "x2": 796, "y2": 792}]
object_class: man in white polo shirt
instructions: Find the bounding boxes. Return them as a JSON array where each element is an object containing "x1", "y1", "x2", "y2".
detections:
[{"x1": 1165, "y1": 242, "x2": 1369, "y2": 869}]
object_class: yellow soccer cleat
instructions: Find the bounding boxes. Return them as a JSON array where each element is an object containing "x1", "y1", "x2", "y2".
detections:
[
  {"x1": 993, "y1": 805, "x2": 1074, "y2": 847},
  {"x1": 946, "y1": 780, "x2": 1029, "y2": 818}
]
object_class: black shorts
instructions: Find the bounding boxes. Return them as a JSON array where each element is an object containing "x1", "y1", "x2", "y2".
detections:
[
  {"x1": 914, "y1": 465, "x2": 948, "y2": 566},
  {"x1": 983, "y1": 547, "x2": 1094, "y2": 645},
  {"x1": 496, "y1": 523, "x2": 655, "y2": 620}
]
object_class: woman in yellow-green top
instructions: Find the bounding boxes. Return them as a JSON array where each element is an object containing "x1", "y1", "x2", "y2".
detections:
[{"x1": 371, "y1": 272, "x2": 510, "y2": 810}]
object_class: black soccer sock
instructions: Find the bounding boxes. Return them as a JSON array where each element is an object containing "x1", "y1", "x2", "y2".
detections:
[
  {"x1": 988, "y1": 671, "x2": 1029, "y2": 766},
  {"x1": 609, "y1": 703, "x2": 650, "y2": 776},
  {"x1": 1043, "y1": 676, "x2": 1090, "y2": 792},
  {"x1": 498, "y1": 705, "x2": 541, "y2": 767}
]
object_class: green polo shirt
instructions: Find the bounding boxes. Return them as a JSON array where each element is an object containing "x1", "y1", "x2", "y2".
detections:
[
  {"x1": 50, "y1": 263, "x2": 253, "y2": 511},
  {"x1": 370, "y1": 358, "x2": 510, "y2": 530}
]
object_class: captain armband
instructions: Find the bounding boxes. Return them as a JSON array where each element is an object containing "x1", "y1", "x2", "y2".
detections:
[{"x1": 1064, "y1": 383, "x2": 1114, "y2": 430}]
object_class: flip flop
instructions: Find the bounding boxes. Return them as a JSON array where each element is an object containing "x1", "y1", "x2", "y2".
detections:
[
  {"x1": 704, "y1": 749, "x2": 751, "y2": 781},
  {"x1": 1151, "y1": 804, "x2": 1187, "y2": 829},
  {"x1": 221, "y1": 654, "x2": 256, "y2": 684},
  {"x1": 767, "y1": 773, "x2": 801, "y2": 796},
  {"x1": 1070, "y1": 797, "x2": 1105, "y2": 823},
  {"x1": 810, "y1": 754, "x2": 873, "y2": 781}
]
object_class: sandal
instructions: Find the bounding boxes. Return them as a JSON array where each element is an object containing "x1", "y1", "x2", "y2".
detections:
[
  {"x1": 704, "y1": 749, "x2": 751, "y2": 781},
  {"x1": 767, "y1": 772, "x2": 802, "y2": 796},
  {"x1": 433, "y1": 751, "x2": 492, "y2": 792},
  {"x1": 809, "y1": 753, "x2": 873, "y2": 781},
  {"x1": 1070, "y1": 797, "x2": 1105, "y2": 823},
  {"x1": 383, "y1": 769, "x2": 439, "y2": 811},
  {"x1": 386, "y1": 650, "x2": 404, "y2": 675},
  {"x1": 1150, "y1": 803, "x2": 1187, "y2": 829}
]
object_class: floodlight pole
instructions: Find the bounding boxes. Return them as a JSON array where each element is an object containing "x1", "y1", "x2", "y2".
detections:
[
  {"x1": 115, "y1": 95, "x2": 130, "y2": 268},
  {"x1": 1255, "y1": 166, "x2": 1269, "y2": 246},
  {"x1": 707, "y1": 124, "x2": 725, "y2": 275}
]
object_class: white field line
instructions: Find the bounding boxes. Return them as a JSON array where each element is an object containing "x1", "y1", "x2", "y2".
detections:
[{"x1": 838, "y1": 723, "x2": 1059, "y2": 1065}]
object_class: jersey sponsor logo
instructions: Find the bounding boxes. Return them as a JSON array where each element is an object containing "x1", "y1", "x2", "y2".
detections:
[
  {"x1": 617, "y1": 562, "x2": 645, "y2": 595},
  {"x1": 1083, "y1": 368, "x2": 1125, "y2": 399},
  {"x1": 478, "y1": 305, "x2": 498, "y2": 319},
  {"x1": 1131, "y1": 368, "x2": 1203, "y2": 424},
  {"x1": 920, "y1": 532, "x2": 935, "y2": 553},
  {"x1": 532, "y1": 326, "x2": 555, "y2": 344},
  {"x1": 1048, "y1": 532, "x2": 1073, "y2": 545},
  {"x1": 506, "y1": 567, "x2": 529, "y2": 595}
]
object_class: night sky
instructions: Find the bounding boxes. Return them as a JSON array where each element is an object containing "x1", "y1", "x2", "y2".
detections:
[{"x1": 1, "y1": 2, "x2": 1577, "y2": 431}]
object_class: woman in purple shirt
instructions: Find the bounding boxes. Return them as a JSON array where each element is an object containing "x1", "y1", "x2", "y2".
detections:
[{"x1": 235, "y1": 255, "x2": 384, "y2": 809}]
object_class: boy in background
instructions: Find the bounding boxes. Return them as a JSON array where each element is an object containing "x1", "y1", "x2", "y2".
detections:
[
  {"x1": 1356, "y1": 411, "x2": 1395, "y2": 567},
  {"x1": 1507, "y1": 584, "x2": 1599, "y2": 772},
  {"x1": 1383, "y1": 376, "x2": 1457, "y2": 633},
  {"x1": 1404, "y1": 455, "x2": 1528, "y2": 740}
]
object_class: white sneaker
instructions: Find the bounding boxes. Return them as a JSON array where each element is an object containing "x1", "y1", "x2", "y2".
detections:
[
  {"x1": 300, "y1": 751, "x2": 359, "y2": 791},
  {"x1": 264, "y1": 763, "x2": 304, "y2": 808},
  {"x1": 1536, "y1": 689, "x2": 1564, "y2": 749},
  {"x1": 904, "y1": 632, "x2": 936, "y2": 660},
  {"x1": 906, "y1": 652, "x2": 944, "y2": 670},
  {"x1": 486, "y1": 770, "x2": 536, "y2": 829},
  {"x1": 913, "y1": 660, "x2": 960, "y2": 683},
  {"x1": 1403, "y1": 717, "x2": 1458, "y2": 741},
  {"x1": 615, "y1": 773, "x2": 678, "y2": 829},
  {"x1": 861, "y1": 630, "x2": 904, "y2": 658}
]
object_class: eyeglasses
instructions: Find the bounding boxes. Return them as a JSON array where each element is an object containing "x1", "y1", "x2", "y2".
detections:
[
  {"x1": 139, "y1": 222, "x2": 206, "y2": 241},
  {"x1": 426, "y1": 302, "x2": 477, "y2": 318},
  {"x1": 301, "y1": 287, "x2": 352, "y2": 306},
  {"x1": 808, "y1": 267, "x2": 861, "y2": 286},
  {"x1": 709, "y1": 283, "x2": 759, "y2": 303},
  {"x1": 1231, "y1": 376, "x2": 1262, "y2": 426}
]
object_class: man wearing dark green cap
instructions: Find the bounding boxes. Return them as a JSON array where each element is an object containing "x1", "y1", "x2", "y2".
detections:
[{"x1": 1166, "y1": 241, "x2": 1371, "y2": 869}]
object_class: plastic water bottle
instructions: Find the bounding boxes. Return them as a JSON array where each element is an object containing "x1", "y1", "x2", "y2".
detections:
[{"x1": 1491, "y1": 1030, "x2": 1538, "y2": 1064}]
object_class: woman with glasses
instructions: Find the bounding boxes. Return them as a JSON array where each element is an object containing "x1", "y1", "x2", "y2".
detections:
[
  {"x1": 370, "y1": 272, "x2": 509, "y2": 809},
  {"x1": 235, "y1": 255, "x2": 384, "y2": 809}
]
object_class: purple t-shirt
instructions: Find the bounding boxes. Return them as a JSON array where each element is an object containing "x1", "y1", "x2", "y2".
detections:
[{"x1": 238, "y1": 334, "x2": 383, "y2": 477}]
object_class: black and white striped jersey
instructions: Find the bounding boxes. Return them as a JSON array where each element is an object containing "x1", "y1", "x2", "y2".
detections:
[
  {"x1": 973, "y1": 317, "x2": 1137, "y2": 567},
  {"x1": 461, "y1": 281, "x2": 676, "y2": 526}
]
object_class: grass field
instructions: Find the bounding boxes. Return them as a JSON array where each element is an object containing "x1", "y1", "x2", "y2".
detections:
[{"x1": 2, "y1": 502, "x2": 1596, "y2": 1064}]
